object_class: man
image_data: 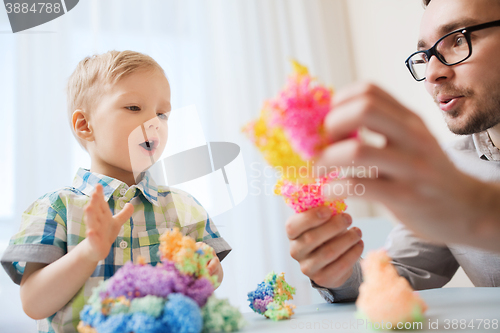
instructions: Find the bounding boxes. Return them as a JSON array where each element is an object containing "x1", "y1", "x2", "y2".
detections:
[{"x1": 286, "y1": 0, "x2": 500, "y2": 302}]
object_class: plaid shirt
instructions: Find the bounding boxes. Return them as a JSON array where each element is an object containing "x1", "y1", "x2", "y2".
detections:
[{"x1": 1, "y1": 168, "x2": 231, "y2": 333}]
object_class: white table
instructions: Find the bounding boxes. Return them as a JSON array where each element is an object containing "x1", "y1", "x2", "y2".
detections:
[{"x1": 243, "y1": 287, "x2": 500, "y2": 333}]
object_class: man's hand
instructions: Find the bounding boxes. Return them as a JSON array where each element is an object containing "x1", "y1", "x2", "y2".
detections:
[
  {"x1": 286, "y1": 207, "x2": 363, "y2": 289},
  {"x1": 83, "y1": 184, "x2": 134, "y2": 262},
  {"x1": 316, "y1": 82, "x2": 500, "y2": 250}
]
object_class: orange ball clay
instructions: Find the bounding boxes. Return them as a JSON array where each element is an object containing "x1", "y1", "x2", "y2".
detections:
[
  {"x1": 159, "y1": 227, "x2": 196, "y2": 262},
  {"x1": 158, "y1": 228, "x2": 216, "y2": 283},
  {"x1": 356, "y1": 250, "x2": 428, "y2": 328}
]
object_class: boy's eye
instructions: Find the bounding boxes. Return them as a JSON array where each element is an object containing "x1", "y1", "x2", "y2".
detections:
[
  {"x1": 157, "y1": 112, "x2": 170, "y2": 120},
  {"x1": 126, "y1": 106, "x2": 141, "y2": 111}
]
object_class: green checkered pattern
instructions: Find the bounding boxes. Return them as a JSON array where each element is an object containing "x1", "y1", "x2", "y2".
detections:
[{"x1": 1, "y1": 168, "x2": 230, "y2": 333}]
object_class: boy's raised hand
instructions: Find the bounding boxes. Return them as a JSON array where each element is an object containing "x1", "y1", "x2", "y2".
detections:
[{"x1": 83, "y1": 184, "x2": 134, "y2": 262}]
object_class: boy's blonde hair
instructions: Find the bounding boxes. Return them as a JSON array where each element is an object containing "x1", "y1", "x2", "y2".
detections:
[{"x1": 67, "y1": 50, "x2": 166, "y2": 148}]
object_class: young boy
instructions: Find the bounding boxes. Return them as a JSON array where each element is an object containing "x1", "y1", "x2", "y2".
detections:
[{"x1": 1, "y1": 50, "x2": 231, "y2": 333}]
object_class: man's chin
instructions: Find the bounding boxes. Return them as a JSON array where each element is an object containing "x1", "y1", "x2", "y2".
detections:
[
  {"x1": 445, "y1": 114, "x2": 493, "y2": 135},
  {"x1": 445, "y1": 116, "x2": 473, "y2": 135},
  {"x1": 448, "y1": 127, "x2": 471, "y2": 135}
]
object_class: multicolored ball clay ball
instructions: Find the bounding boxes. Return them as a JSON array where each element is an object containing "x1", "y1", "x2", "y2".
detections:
[
  {"x1": 77, "y1": 228, "x2": 246, "y2": 333},
  {"x1": 243, "y1": 60, "x2": 347, "y2": 215},
  {"x1": 247, "y1": 272, "x2": 296, "y2": 321},
  {"x1": 356, "y1": 250, "x2": 428, "y2": 330}
]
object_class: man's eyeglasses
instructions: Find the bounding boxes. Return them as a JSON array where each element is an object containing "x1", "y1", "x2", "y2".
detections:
[{"x1": 405, "y1": 19, "x2": 500, "y2": 82}]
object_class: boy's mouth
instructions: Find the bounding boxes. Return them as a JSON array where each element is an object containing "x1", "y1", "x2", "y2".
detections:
[
  {"x1": 139, "y1": 140, "x2": 156, "y2": 150},
  {"x1": 139, "y1": 139, "x2": 159, "y2": 153}
]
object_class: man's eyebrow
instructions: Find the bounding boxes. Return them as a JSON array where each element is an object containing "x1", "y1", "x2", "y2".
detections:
[{"x1": 417, "y1": 18, "x2": 481, "y2": 50}]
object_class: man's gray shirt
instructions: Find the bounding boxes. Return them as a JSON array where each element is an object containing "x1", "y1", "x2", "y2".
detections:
[{"x1": 313, "y1": 132, "x2": 500, "y2": 303}]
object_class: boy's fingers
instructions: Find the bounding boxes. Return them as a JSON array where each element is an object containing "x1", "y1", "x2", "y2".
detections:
[
  {"x1": 97, "y1": 196, "x2": 108, "y2": 216},
  {"x1": 207, "y1": 257, "x2": 220, "y2": 275},
  {"x1": 94, "y1": 186, "x2": 111, "y2": 216},
  {"x1": 91, "y1": 185, "x2": 102, "y2": 201},
  {"x1": 86, "y1": 229, "x2": 97, "y2": 239},
  {"x1": 95, "y1": 183, "x2": 103, "y2": 194},
  {"x1": 196, "y1": 242, "x2": 216, "y2": 256},
  {"x1": 84, "y1": 203, "x2": 98, "y2": 228},
  {"x1": 89, "y1": 191, "x2": 106, "y2": 220},
  {"x1": 286, "y1": 206, "x2": 332, "y2": 240},
  {"x1": 113, "y1": 203, "x2": 134, "y2": 226}
]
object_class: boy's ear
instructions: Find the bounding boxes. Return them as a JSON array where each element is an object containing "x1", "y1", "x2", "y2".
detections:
[{"x1": 72, "y1": 109, "x2": 94, "y2": 142}]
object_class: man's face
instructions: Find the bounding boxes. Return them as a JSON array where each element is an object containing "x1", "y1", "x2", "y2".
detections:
[
  {"x1": 420, "y1": 0, "x2": 500, "y2": 135},
  {"x1": 90, "y1": 69, "x2": 171, "y2": 180}
]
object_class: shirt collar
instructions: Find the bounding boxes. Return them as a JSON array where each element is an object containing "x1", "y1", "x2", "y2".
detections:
[
  {"x1": 135, "y1": 171, "x2": 160, "y2": 206},
  {"x1": 472, "y1": 131, "x2": 500, "y2": 161},
  {"x1": 72, "y1": 168, "x2": 160, "y2": 206}
]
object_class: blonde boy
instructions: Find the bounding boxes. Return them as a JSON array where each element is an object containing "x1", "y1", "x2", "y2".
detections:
[{"x1": 1, "y1": 50, "x2": 231, "y2": 333}]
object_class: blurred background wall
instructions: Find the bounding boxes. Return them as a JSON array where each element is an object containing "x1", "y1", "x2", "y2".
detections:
[{"x1": 0, "y1": 0, "x2": 472, "y2": 331}]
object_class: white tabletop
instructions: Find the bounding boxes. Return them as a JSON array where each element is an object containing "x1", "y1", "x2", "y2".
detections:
[{"x1": 243, "y1": 287, "x2": 500, "y2": 333}]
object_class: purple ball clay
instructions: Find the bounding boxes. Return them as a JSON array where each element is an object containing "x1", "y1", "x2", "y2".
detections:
[
  {"x1": 253, "y1": 296, "x2": 273, "y2": 314},
  {"x1": 104, "y1": 261, "x2": 214, "y2": 307}
]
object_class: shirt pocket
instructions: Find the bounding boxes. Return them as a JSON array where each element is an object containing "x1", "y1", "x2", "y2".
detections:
[{"x1": 138, "y1": 228, "x2": 168, "y2": 265}]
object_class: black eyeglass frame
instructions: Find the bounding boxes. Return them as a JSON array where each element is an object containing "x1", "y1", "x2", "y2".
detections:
[{"x1": 405, "y1": 19, "x2": 500, "y2": 81}]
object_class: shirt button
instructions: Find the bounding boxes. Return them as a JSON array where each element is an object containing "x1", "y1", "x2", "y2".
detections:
[
  {"x1": 119, "y1": 201, "x2": 125, "y2": 208},
  {"x1": 119, "y1": 241, "x2": 128, "y2": 249},
  {"x1": 120, "y1": 188, "x2": 127, "y2": 196}
]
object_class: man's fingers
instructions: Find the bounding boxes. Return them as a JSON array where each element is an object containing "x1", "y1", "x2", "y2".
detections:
[
  {"x1": 285, "y1": 206, "x2": 332, "y2": 240},
  {"x1": 326, "y1": 83, "x2": 427, "y2": 154},
  {"x1": 323, "y1": 177, "x2": 409, "y2": 205},
  {"x1": 332, "y1": 82, "x2": 414, "y2": 127},
  {"x1": 315, "y1": 138, "x2": 417, "y2": 180},
  {"x1": 333, "y1": 83, "x2": 404, "y2": 112},
  {"x1": 290, "y1": 214, "x2": 352, "y2": 261},
  {"x1": 311, "y1": 240, "x2": 364, "y2": 289},
  {"x1": 300, "y1": 227, "x2": 362, "y2": 276},
  {"x1": 326, "y1": 96, "x2": 419, "y2": 148}
]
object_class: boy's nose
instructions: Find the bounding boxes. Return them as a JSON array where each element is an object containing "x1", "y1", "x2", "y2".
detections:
[{"x1": 144, "y1": 117, "x2": 160, "y2": 130}]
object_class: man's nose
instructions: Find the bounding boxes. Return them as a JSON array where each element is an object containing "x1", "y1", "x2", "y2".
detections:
[{"x1": 425, "y1": 55, "x2": 454, "y2": 83}]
